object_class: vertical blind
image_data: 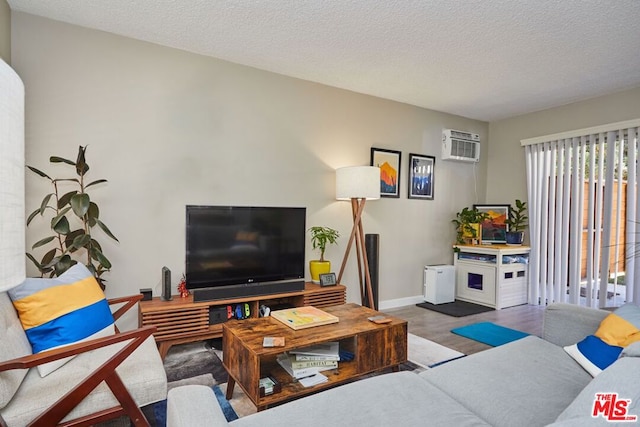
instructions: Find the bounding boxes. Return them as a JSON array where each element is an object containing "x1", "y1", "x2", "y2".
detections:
[{"x1": 523, "y1": 120, "x2": 640, "y2": 308}]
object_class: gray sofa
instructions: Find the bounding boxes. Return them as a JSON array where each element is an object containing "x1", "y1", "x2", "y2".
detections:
[{"x1": 167, "y1": 303, "x2": 640, "y2": 426}]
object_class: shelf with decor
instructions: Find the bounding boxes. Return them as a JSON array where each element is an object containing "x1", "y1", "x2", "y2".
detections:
[
  {"x1": 138, "y1": 282, "x2": 346, "y2": 359},
  {"x1": 453, "y1": 244, "x2": 530, "y2": 309}
]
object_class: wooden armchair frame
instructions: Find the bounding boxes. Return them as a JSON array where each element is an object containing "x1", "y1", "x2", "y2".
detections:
[{"x1": 0, "y1": 294, "x2": 159, "y2": 427}]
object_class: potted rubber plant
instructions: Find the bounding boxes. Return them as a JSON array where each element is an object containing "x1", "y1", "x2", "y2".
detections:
[
  {"x1": 26, "y1": 145, "x2": 118, "y2": 289},
  {"x1": 309, "y1": 226, "x2": 339, "y2": 284},
  {"x1": 505, "y1": 199, "x2": 528, "y2": 245},
  {"x1": 452, "y1": 207, "x2": 489, "y2": 245}
]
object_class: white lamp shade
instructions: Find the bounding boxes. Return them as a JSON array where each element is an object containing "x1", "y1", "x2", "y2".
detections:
[
  {"x1": 336, "y1": 166, "x2": 380, "y2": 200},
  {"x1": 0, "y1": 59, "x2": 26, "y2": 292}
]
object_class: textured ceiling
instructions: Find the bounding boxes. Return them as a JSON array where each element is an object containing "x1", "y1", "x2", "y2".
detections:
[{"x1": 7, "y1": 0, "x2": 640, "y2": 121}]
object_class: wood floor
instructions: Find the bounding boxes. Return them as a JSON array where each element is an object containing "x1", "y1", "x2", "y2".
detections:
[{"x1": 383, "y1": 303, "x2": 546, "y2": 355}]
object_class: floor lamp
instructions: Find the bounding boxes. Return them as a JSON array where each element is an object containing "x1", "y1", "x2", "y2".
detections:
[
  {"x1": 0, "y1": 59, "x2": 26, "y2": 294},
  {"x1": 335, "y1": 166, "x2": 380, "y2": 308}
]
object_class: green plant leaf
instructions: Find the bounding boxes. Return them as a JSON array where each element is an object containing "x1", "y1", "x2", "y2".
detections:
[
  {"x1": 70, "y1": 193, "x2": 90, "y2": 217},
  {"x1": 87, "y1": 202, "x2": 100, "y2": 226},
  {"x1": 41, "y1": 248, "x2": 57, "y2": 266},
  {"x1": 85, "y1": 179, "x2": 107, "y2": 189},
  {"x1": 42, "y1": 256, "x2": 59, "y2": 269},
  {"x1": 58, "y1": 190, "x2": 78, "y2": 209},
  {"x1": 64, "y1": 229, "x2": 85, "y2": 253},
  {"x1": 95, "y1": 250, "x2": 112, "y2": 270},
  {"x1": 76, "y1": 145, "x2": 89, "y2": 176},
  {"x1": 96, "y1": 219, "x2": 118, "y2": 242},
  {"x1": 90, "y1": 238, "x2": 102, "y2": 252},
  {"x1": 39, "y1": 193, "x2": 54, "y2": 214},
  {"x1": 54, "y1": 255, "x2": 76, "y2": 276},
  {"x1": 26, "y1": 208, "x2": 41, "y2": 226},
  {"x1": 32, "y1": 236, "x2": 56, "y2": 249},
  {"x1": 52, "y1": 215, "x2": 70, "y2": 234},
  {"x1": 50, "y1": 206, "x2": 71, "y2": 227},
  {"x1": 26, "y1": 252, "x2": 42, "y2": 270},
  {"x1": 50, "y1": 156, "x2": 75, "y2": 166},
  {"x1": 72, "y1": 233, "x2": 92, "y2": 249},
  {"x1": 27, "y1": 165, "x2": 52, "y2": 180}
]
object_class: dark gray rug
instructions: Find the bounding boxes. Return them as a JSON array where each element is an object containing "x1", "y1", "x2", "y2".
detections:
[
  {"x1": 416, "y1": 300, "x2": 494, "y2": 317},
  {"x1": 163, "y1": 339, "x2": 228, "y2": 383}
]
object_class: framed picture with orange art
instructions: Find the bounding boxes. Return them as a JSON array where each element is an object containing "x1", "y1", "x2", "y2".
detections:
[
  {"x1": 473, "y1": 204, "x2": 510, "y2": 244},
  {"x1": 370, "y1": 147, "x2": 401, "y2": 198}
]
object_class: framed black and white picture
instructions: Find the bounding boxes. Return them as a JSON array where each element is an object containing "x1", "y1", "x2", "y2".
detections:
[{"x1": 408, "y1": 153, "x2": 435, "y2": 200}]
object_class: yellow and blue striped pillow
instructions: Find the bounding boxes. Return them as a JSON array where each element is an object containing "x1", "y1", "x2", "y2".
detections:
[
  {"x1": 564, "y1": 304, "x2": 640, "y2": 377},
  {"x1": 8, "y1": 264, "x2": 115, "y2": 377}
]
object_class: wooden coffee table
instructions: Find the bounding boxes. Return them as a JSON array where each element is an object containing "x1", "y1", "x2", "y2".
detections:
[{"x1": 222, "y1": 303, "x2": 407, "y2": 410}]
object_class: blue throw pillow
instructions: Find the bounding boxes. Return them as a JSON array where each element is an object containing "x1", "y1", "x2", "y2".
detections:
[
  {"x1": 564, "y1": 304, "x2": 640, "y2": 377},
  {"x1": 9, "y1": 264, "x2": 115, "y2": 377}
]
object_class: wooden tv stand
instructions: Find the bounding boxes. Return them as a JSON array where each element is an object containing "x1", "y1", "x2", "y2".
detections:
[{"x1": 138, "y1": 282, "x2": 346, "y2": 359}]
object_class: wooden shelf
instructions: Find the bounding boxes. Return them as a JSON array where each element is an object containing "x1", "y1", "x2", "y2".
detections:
[{"x1": 139, "y1": 283, "x2": 346, "y2": 358}]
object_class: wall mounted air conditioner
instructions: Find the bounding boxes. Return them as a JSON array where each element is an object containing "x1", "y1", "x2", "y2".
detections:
[{"x1": 442, "y1": 129, "x2": 480, "y2": 162}]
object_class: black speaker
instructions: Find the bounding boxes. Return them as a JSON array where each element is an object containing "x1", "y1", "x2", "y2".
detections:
[
  {"x1": 365, "y1": 234, "x2": 379, "y2": 310},
  {"x1": 161, "y1": 266, "x2": 172, "y2": 301},
  {"x1": 139, "y1": 288, "x2": 153, "y2": 301}
]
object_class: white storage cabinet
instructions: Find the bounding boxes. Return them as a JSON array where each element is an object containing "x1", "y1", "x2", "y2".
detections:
[{"x1": 453, "y1": 245, "x2": 530, "y2": 309}]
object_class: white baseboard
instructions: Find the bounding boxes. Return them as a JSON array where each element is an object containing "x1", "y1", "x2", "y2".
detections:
[{"x1": 379, "y1": 295, "x2": 424, "y2": 310}]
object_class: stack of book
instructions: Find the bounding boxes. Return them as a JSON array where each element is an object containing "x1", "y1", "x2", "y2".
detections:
[{"x1": 276, "y1": 341, "x2": 340, "y2": 385}]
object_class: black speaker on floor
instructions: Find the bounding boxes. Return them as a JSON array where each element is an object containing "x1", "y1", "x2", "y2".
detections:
[
  {"x1": 161, "y1": 266, "x2": 172, "y2": 301},
  {"x1": 365, "y1": 233, "x2": 379, "y2": 310}
]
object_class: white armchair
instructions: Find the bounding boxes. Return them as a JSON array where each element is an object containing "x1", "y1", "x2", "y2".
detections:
[{"x1": 0, "y1": 292, "x2": 167, "y2": 427}]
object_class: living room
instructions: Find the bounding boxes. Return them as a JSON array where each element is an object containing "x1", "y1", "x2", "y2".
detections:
[
  {"x1": 1, "y1": 2, "x2": 640, "y2": 426},
  {"x1": 3, "y1": 3, "x2": 640, "y2": 329}
]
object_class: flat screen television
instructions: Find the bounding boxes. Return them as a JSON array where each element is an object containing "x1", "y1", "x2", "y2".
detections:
[{"x1": 185, "y1": 205, "x2": 306, "y2": 302}]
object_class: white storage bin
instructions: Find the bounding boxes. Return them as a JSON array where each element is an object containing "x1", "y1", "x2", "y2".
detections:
[{"x1": 424, "y1": 265, "x2": 456, "y2": 304}]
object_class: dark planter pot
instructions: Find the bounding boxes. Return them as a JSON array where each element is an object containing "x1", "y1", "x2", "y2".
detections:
[{"x1": 505, "y1": 231, "x2": 524, "y2": 245}]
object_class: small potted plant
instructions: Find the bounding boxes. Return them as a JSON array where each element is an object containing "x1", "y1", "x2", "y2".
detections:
[
  {"x1": 309, "y1": 226, "x2": 340, "y2": 284},
  {"x1": 452, "y1": 207, "x2": 489, "y2": 245},
  {"x1": 505, "y1": 199, "x2": 528, "y2": 245}
]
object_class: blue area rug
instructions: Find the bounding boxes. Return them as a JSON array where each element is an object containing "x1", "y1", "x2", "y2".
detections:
[
  {"x1": 451, "y1": 322, "x2": 529, "y2": 347},
  {"x1": 149, "y1": 385, "x2": 238, "y2": 426},
  {"x1": 213, "y1": 384, "x2": 239, "y2": 422}
]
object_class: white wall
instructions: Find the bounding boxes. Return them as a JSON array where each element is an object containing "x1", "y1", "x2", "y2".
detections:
[
  {"x1": 486, "y1": 87, "x2": 640, "y2": 205},
  {"x1": 12, "y1": 12, "x2": 488, "y2": 329}
]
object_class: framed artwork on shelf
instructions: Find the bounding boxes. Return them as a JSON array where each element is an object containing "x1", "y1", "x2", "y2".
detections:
[
  {"x1": 408, "y1": 153, "x2": 435, "y2": 200},
  {"x1": 370, "y1": 147, "x2": 401, "y2": 198},
  {"x1": 473, "y1": 204, "x2": 510, "y2": 244}
]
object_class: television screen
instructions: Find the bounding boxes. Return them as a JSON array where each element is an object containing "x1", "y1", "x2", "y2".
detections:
[{"x1": 185, "y1": 206, "x2": 306, "y2": 290}]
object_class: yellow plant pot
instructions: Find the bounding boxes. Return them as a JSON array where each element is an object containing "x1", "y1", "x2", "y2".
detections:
[
  {"x1": 309, "y1": 260, "x2": 331, "y2": 284},
  {"x1": 462, "y1": 223, "x2": 482, "y2": 244}
]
